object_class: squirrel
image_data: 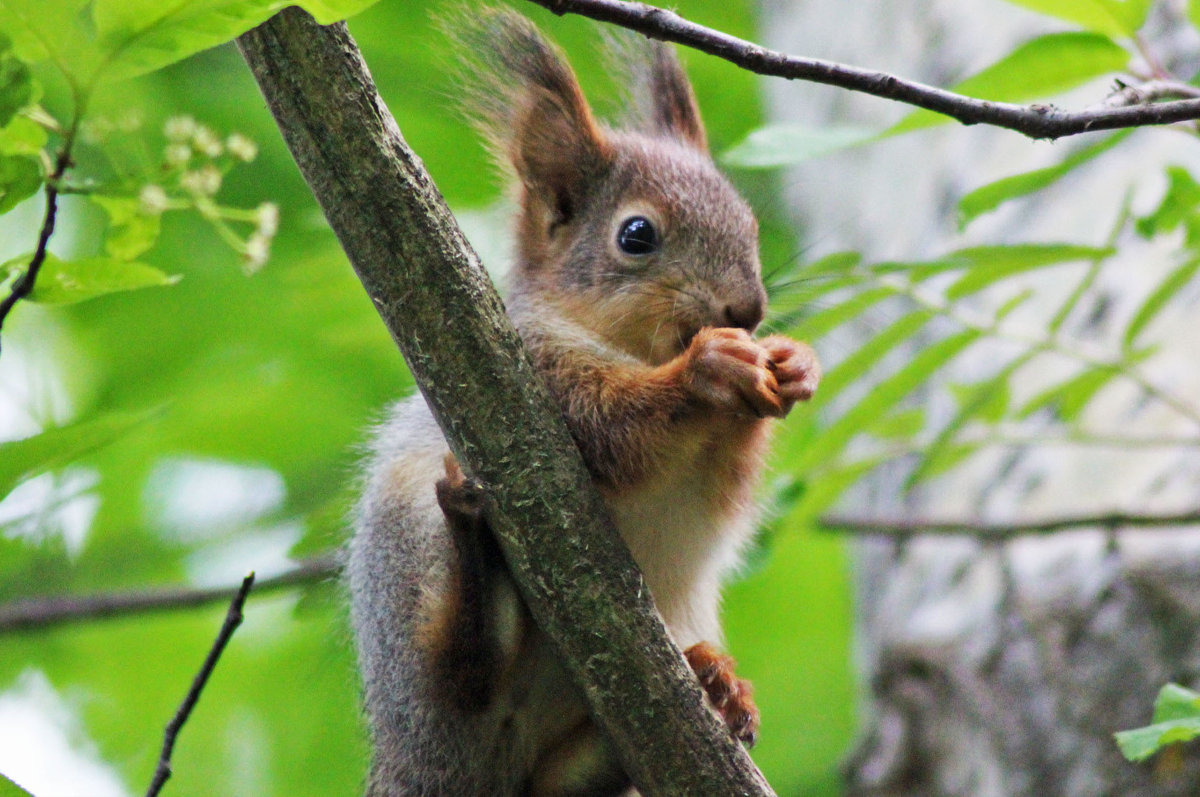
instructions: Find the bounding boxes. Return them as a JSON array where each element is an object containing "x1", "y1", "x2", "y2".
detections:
[{"x1": 348, "y1": 10, "x2": 821, "y2": 797}]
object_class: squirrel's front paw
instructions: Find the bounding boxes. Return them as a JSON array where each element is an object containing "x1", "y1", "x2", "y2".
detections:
[
  {"x1": 682, "y1": 327, "x2": 784, "y2": 418},
  {"x1": 759, "y1": 335, "x2": 820, "y2": 415},
  {"x1": 684, "y1": 641, "x2": 760, "y2": 747}
]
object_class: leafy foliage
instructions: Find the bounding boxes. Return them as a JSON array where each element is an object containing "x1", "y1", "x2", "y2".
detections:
[
  {"x1": 1116, "y1": 684, "x2": 1200, "y2": 762},
  {"x1": 0, "y1": 1, "x2": 854, "y2": 795},
  {"x1": 3, "y1": 0, "x2": 1200, "y2": 794}
]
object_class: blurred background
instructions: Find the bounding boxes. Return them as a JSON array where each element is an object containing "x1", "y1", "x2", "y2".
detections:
[{"x1": 3, "y1": 0, "x2": 1200, "y2": 795}]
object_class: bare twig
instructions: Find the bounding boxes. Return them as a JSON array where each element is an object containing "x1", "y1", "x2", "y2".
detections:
[
  {"x1": 0, "y1": 555, "x2": 337, "y2": 634},
  {"x1": 1104, "y1": 79, "x2": 1200, "y2": 108},
  {"x1": 145, "y1": 572, "x2": 255, "y2": 797},
  {"x1": 821, "y1": 509, "x2": 1200, "y2": 538},
  {"x1": 528, "y1": 0, "x2": 1200, "y2": 140},
  {"x1": 0, "y1": 118, "x2": 79, "y2": 357}
]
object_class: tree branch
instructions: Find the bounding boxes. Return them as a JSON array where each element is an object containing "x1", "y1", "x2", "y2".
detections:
[
  {"x1": 821, "y1": 508, "x2": 1200, "y2": 538},
  {"x1": 527, "y1": 0, "x2": 1200, "y2": 140},
  {"x1": 0, "y1": 121, "x2": 78, "y2": 357},
  {"x1": 1103, "y1": 79, "x2": 1200, "y2": 108},
  {"x1": 144, "y1": 573, "x2": 254, "y2": 797},
  {"x1": 236, "y1": 9, "x2": 772, "y2": 796},
  {"x1": 0, "y1": 555, "x2": 338, "y2": 634},
  {"x1": 7, "y1": 504, "x2": 1200, "y2": 632}
]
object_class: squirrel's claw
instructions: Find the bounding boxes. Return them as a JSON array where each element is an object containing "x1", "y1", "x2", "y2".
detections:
[
  {"x1": 684, "y1": 641, "x2": 761, "y2": 748},
  {"x1": 759, "y1": 335, "x2": 821, "y2": 411}
]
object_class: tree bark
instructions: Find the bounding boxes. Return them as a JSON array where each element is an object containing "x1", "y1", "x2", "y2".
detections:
[{"x1": 236, "y1": 9, "x2": 773, "y2": 796}]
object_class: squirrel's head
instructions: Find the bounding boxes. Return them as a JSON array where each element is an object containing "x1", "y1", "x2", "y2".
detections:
[{"x1": 462, "y1": 12, "x2": 766, "y2": 364}]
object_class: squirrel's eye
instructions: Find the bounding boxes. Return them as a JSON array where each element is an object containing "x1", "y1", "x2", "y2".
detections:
[{"x1": 616, "y1": 216, "x2": 659, "y2": 256}]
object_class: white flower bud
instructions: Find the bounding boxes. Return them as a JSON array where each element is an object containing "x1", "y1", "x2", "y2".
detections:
[
  {"x1": 255, "y1": 202, "x2": 280, "y2": 238},
  {"x1": 165, "y1": 143, "x2": 192, "y2": 166},
  {"x1": 180, "y1": 165, "x2": 222, "y2": 196},
  {"x1": 244, "y1": 233, "x2": 270, "y2": 272},
  {"x1": 226, "y1": 134, "x2": 258, "y2": 163},
  {"x1": 192, "y1": 125, "x2": 223, "y2": 158},
  {"x1": 164, "y1": 116, "x2": 197, "y2": 142},
  {"x1": 138, "y1": 184, "x2": 169, "y2": 216}
]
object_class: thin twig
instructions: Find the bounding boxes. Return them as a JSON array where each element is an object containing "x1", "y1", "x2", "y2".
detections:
[
  {"x1": 145, "y1": 573, "x2": 255, "y2": 797},
  {"x1": 0, "y1": 555, "x2": 337, "y2": 634},
  {"x1": 0, "y1": 118, "x2": 79, "y2": 357},
  {"x1": 820, "y1": 509, "x2": 1200, "y2": 538},
  {"x1": 1104, "y1": 79, "x2": 1200, "y2": 108},
  {"x1": 528, "y1": 0, "x2": 1200, "y2": 140}
]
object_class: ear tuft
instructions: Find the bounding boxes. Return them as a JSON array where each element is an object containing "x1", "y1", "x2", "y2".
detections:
[
  {"x1": 634, "y1": 41, "x2": 707, "y2": 153},
  {"x1": 450, "y1": 9, "x2": 610, "y2": 229}
]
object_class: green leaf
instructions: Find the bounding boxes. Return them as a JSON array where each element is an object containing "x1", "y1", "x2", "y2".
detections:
[
  {"x1": 1001, "y1": 0, "x2": 1152, "y2": 38},
  {"x1": 0, "y1": 410, "x2": 159, "y2": 500},
  {"x1": 1191, "y1": 0, "x2": 1200, "y2": 34},
  {"x1": 91, "y1": 195, "x2": 161, "y2": 259},
  {"x1": 0, "y1": 31, "x2": 34, "y2": 127},
  {"x1": 0, "y1": 0, "x2": 104, "y2": 86},
  {"x1": 93, "y1": 0, "x2": 384, "y2": 82},
  {"x1": 0, "y1": 115, "x2": 47, "y2": 155},
  {"x1": 786, "y1": 286, "x2": 896, "y2": 341},
  {"x1": 1153, "y1": 684, "x2": 1200, "y2": 723},
  {"x1": 1123, "y1": 256, "x2": 1200, "y2": 352},
  {"x1": 908, "y1": 353, "x2": 1031, "y2": 488},
  {"x1": 888, "y1": 33, "x2": 1129, "y2": 135},
  {"x1": 1113, "y1": 682, "x2": 1200, "y2": 763},
  {"x1": 810, "y1": 310, "x2": 936, "y2": 409},
  {"x1": 804, "y1": 251, "x2": 864, "y2": 277},
  {"x1": 1016, "y1": 350, "x2": 1149, "y2": 421},
  {"x1": 721, "y1": 124, "x2": 877, "y2": 169},
  {"x1": 0, "y1": 0, "x2": 381, "y2": 87},
  {"x1": 869, "y1": 407, "x2": 925, "y2": 440},
  {"x1": 0, "y1": 152, "x2": 40, "y2": 213},
  {"x1": 1136, "y1": 166, "x2": 1200, "y2": 243},
  {"x1": 799, "y1": 329, "x2": 981, "y2": 471},
  {"x1": 791, "y1": 458, "x2": 881, "y2": 525},
  {"x1": 0, "y1": 772, "x2": 36, "y2": 797},
  {"x1": 995, "y1": 288, "x2": 1035, "y2": 320},
  {"x1": 1116, "y1": 719, "x2": 1200, "y2": 762},
  {"x1": 952, "y1": 379, "x2": 1011, "y2": 423},
  {"x1": 944, "y1": 244, "x2": 1112, "y2": 299},
  {"x1": 2, "y1": 252, "x2": 179, "y2": 304},
  {"x1": 916, "y1": 441, "x2": 982, "y2": 482},
  {"x1": 958, "y1": 131, "x2": 1131, "y2": 228}
]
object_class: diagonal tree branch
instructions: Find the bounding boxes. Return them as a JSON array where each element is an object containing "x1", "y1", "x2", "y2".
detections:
[
  {"x1": 527, "y1": 0, "x2": 1200, "y2": 140},
  {"x1": 145, "y1": 573, "x2": 254, "y2": 797},
  {"x1": 0, "y1": 119, "x2": 79, "y2": 358},
  {"x1": 236, "y1": 9, "x2": 772, "y2": 796}
]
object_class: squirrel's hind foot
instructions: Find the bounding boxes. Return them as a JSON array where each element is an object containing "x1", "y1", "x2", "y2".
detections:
[{"x1": 684, "y1": 641, "x2": 761, "y2": 748}]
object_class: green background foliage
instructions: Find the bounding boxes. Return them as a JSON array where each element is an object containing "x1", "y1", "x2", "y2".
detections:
[
  {"x1": 5, "y1": 0, "x2": 1200, "y2": 793},
  {"x1": 0, "y1": 1, "x2": 853, "y2": 795}
]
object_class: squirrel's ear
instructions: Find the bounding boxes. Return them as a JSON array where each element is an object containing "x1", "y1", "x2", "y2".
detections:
[
  {"x1": 454, "y1": 11, "x2": 610, "y2": 231},
  {"x1": 642, "y1": 43, "x2": 707, "y2": 153},
  {"x1": 510, "y1": 69, "x2": 610, "y2": 230}
]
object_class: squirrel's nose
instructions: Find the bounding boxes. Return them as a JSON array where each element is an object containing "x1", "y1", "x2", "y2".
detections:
[{"x1": 724, "y1": 297, "x2": 764, "y2": 332}]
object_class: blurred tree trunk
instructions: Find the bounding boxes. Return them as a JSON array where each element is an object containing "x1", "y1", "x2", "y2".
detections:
[{"x1": 758, "y1": 0, "x2": 1200, "y2": 794}]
